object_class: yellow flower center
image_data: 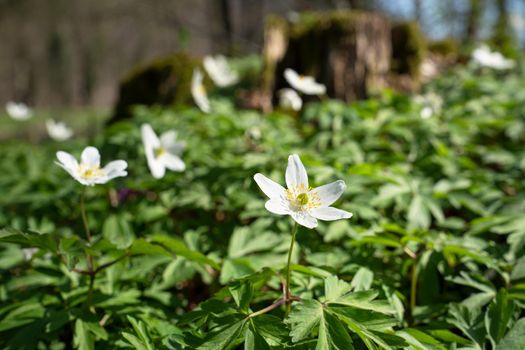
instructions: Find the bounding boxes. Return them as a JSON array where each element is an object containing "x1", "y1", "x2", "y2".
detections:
[
  {"x1": 155, "y1": 147, "x2": 166, "y2": 158},
  {"x1": 79, "y1": 165, "x2": 104, "y2": 179},
  {"x1": 297, "y1": 193, "x2": 309, "y2": 205},
  {"x1": 286, "y1": 184, "x2": 321, "y2": 211}
]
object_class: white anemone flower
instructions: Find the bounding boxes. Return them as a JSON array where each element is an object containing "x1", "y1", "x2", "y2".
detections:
[
  {"x1": 56, "y1": 146, "x2": 128, "y2": 186},
  {"x1": 278, "y1": 88, "x2": 303, "y2": 111},
  {"x1": 472, "y1": 45, "x2": 515, "y2": 70},
  {"x1": 141, "y1": 123, "x2": 185, "y2": 179},
  {"x1": 254, "y1": 154, "x2": 352, "y2": 229},
  {"x1": 420, "y1": 106, "x2": 433, "y2": 120},
  {"x1": 203, "y1": 55, "x2": 238, "y2": 87},
  {"x1": 284, "y1": 68, "x2": 326, "y2": 95},
  {"x1": 191, "y1": 69, "x2": 210, "y2": 113},
  {"x1": 46, "y1": 119, "x2": 74, "y2": 141},
  {"x1": 5, "y1": 101, "x2": 33, "y2": 121}
]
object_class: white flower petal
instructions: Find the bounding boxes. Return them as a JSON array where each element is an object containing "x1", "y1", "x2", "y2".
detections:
[
  {"x1": 310, "y1": 207, "x2": 353, "y2": 221},
  {"x1": 203, "y1": 55, "x2": 238, "y2": 87},
  {"x1": 159, "y1": 130, "x2": 177, "y2": 148},
  {"x1": 278, "y1": 88, "x2": 302, "y2": 111},
  {"x1": 160, "y1": 130, "x2": 185, "y2": 155},
  {"x1": 149, "y1": 157, "x2": 166, "y2": 179},
  {"x1": 283, "y1": 68, "x2": 326, "y2": 95},
  {"x1": 56, "y1": 151, "x2": 78, "y2": 171},
  {"x1": 265, "y1": 199, "x2": 289, "y2": 215},
  {"x1": 46, "y1": 119, "x2": 73, "y2": 141},
  {"x1": 285, "y1": 154, "x2": 308, "y2": 189},
  {"x1": 160, "y1": 153, "x2": 185, "y2": 172},
  {"x1": 103, "y1": 160, "x2": 128, "y2": 179},
  {"x1": 6, "y1": 102, "x2": 32, "y2": 120},
  {"x1": 311, "y1": 180, "x2": 346, "y2": 207},
  {"x1": 141, "y1": 124, "x2": 160, "y2": 149},
  {"x1": 253, "y1": 173, "x2": 286, "y2": 199},
  {"x1": 290, "y1": 211, "x2": 318, "y2": 229},
  {"x1": 81, "y1": 147, "x2": 100, "y2": 168},
  {"x1": 191, "y1": 69, "x2": 211, "y2": 113}
]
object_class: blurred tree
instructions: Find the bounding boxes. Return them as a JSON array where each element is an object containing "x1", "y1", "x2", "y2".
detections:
[
  {"x1": 413, "y1": 0, "x2": 422, "y2": 23},
  {"x1": 219, "y1": 0, "x2": 233, "y2": 54},
  {"x1": 464, "y1": 0, "x2": 483, "y2": 45},
  {"x1": 491, "y1": 0, "x2": 518, "y2": 57}
]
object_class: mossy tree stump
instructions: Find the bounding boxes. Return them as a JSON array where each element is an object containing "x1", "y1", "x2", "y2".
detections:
[
  {"x1": 109, "y1": 53, "x2": 202, "y2": 124},
  {"x1": 262, "y1": 11, "x2": 392, "y2": 106}
]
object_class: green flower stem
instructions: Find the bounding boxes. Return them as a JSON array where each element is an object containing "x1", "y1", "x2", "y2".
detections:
[
  {"x1": 285, "y1": 221, "x2": 298, "y2": 316},
  {"x1": 80, "y1": 187, "x2": 92, "y2": 242},
  {"x1": 410, "y1": 256, "x2": 418, "y2": 323},
  {"x1": 80, "y1": 187, "x2": 95, "y2": 308}
]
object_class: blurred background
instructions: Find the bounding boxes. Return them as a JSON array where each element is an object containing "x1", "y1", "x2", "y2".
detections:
[{"x1": 1, "y1": 0, "x2": 524, "y2": 139}]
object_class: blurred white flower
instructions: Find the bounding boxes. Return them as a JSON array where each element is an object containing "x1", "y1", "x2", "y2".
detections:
[
  {"x1": 203, "y1": 55, "x2": 238, "y2": 87},
  {"x1": 420, "y1": 106, "x2": 433, "y2": 119},
  {"x1": 415, "y1": 92, "x2": 442, "y2": 119},
  {"x1": 141, "y1": 123, "x2": 185, "y2": 179},
  {"x1": 284, "y1": 68, "x2": 326, "y2": 95},
  {"x1": 254, "y1": 154, "x2": 352, "y2": 229},
  {"x1": 278, "y1": 88, "x2": 302, "y2": 111},
  {"x1": 420, "y1": 58, "x2": 438, "y2": 79},
  {"x1": 5, "y1": 101, "x2": 33, "y2": 121},
  {"x1": 191, "y1": 69, "x2": 210, "y2": 113},
  {"x1": 46, "y1": 119, "x2": 74, "y2": 141},
  {"x1": 22, "y1": 248, "x2": 38, "y2": 261},
  {"x1": 56, "y1": 146, "x2": 128, "y2": 186},
  {"x1": 472, "y1": 45, "x2": 515, "y2": 70}
]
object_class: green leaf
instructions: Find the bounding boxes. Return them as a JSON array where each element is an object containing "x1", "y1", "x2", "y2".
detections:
[
  {"x1": 286, "y1": 299, "x2": 355, "y2": 350},
  {"x1": 287, "y1": 300, "x2": 324, "y2": 343},
  {"x1": 122, "y1": 333, "x2": 149, "y2": 350},
  {"x1": 131, "y1": 235, "x2": 220, "y2": 270},
  {"x1": 485, "y1": 289, "x2": 514, "y2": 347},
  {"x1": 102, "y1": 214, "x2": 134, "y2": 249},
  {"x1": 350, "y1": 267, "x2": 374, "y2": 291},
  {"x1": 244, "y1": 327, "x2": 271, "y2": 350},
  {"x1": 228, "y1": 281, "x2": 253, "y2": 313},
  {"x1": 74, "y1": 319, "x2": 94, "y2": 350},
  {"x1": 0, "y1": 228, "x2": 57, "y2": 253},
  {"x1": 317, "y1": 310, "x2": 355, "y2": 350},
  {"x1": 407, "y1": 195, "x2": 430, "y2": 230},
  {"x1": 496, "y1": 318, "x2": 525, "y2": 350},
  {"x1": 197, "y1": 319, "x2": 246, "y2": 350},
  {"x1": 324, "y1": 275, "x2": 352, "y2": 302}
]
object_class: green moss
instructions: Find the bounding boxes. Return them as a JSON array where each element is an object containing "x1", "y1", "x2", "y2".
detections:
[
  {"x1": 110, "y1": 53, "x2": 202, "y2": 123},
  {"x1": 390, "y1": 21, "x2": 426, "y2": 78},
  {"x1": 428, "y1": 38, "x2": 459, "y2": 57}
]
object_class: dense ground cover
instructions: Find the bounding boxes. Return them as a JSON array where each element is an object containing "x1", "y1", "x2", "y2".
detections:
[{"x1": 1, "y1": 62, "x2": 525, "y2": 349}]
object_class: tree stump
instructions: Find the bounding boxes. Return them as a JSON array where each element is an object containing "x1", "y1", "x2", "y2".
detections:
[
  {"x1": 109, "y1": 53, "x2": 202, "y2": 124},
  {"x1": 262, "y1": 11, "x2": 392, "y2": 107}
]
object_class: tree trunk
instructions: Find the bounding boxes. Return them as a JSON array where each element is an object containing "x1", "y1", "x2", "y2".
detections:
[
  {"x1": 262, "y1": 11, "x2": 391, "y2": 106},
  {"x1": 465, "y1": 0, "x2": 483, "y2": 44}
]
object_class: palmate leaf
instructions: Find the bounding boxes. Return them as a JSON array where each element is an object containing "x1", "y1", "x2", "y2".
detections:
[
  {"x1": 122, "y1": 316, "x2": 155, "y2": 350},
  {"x1": 102, "y1": 214, "x2": 134, "y2": 250},
  {"x1": 496, "y1": 318, "x2": 525, "y2": 350},
  {"x1": 0, "y1": 227, "x2": 57, "y2": 253},
  {"x1": 324, "y1": 275, "x2": 393, "y2": 314},
  {"x1": 485, "y1": 289, "x2": 515, "y2": 348},
  {"x1": 286, "y1": 299, "x2": 354, "y2": 350},
  {"x1": 197, "y1": 318, "x2": 246, "y2": 350},
  {"x1": 130, "y1": 234, "x2": 220, "y2": 270},
  {"x1": 287, "y1": 276, "x2": 404, "y2": 350}
]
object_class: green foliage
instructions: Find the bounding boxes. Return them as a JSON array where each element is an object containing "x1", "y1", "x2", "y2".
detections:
[{"x1": 1, "y1": 61, "x2": 525, "y2": 349}]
